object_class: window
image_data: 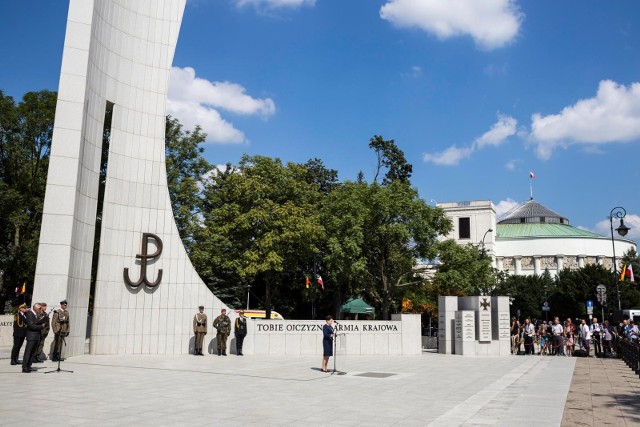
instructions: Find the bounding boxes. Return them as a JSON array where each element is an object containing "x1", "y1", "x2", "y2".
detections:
[{"x1": 459, "y1": 217, "x2": 470, "y2": 239}]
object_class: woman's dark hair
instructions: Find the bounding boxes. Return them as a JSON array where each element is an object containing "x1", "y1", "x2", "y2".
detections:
[{"x1": 325, "y1": 315, "x2": 333, "y2": 321}]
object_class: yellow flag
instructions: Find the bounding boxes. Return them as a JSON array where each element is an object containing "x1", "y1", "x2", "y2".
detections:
[{"x1": 619, "y1": 265, "x2": 627, "y2": 281}]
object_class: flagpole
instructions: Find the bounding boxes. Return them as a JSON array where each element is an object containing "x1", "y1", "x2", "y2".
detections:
[{"x1": 530, "y1": 177, "x2": 533, "y2": 199}]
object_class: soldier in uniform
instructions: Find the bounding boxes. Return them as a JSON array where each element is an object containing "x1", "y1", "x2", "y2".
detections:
[
  {"x1": 32, "y1": 302, "x2": 50, "y2": 363},
  {"x1": 193, "y1": 305, "x2": 207, "y2": 355},
  {"x1": 234, "y1": 310, "x2": 247, "y2": 356},
  {"x1": 10, "y1": 303, "x2": 28, "y2": 365},
  {"x1": 212, "y1": 308, "x2": 231, "y2": 356},
  {"x1": 52, "y1": 300, "x2": 70, "y2": 361}
]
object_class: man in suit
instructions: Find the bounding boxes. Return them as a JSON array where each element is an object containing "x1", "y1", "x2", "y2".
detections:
[
  {"x1": 10, "y1": 303, "x2": 28, "y2": 365},
  {"x1": 193, "y1": 305, "x2": 207, "y2": 356},
  {"x1": 212, "y1": 308, "x2": 231, "y2": 356},
  {"x1": 32, "y1": 302, "x2": 50, "y2": 363},
  {"x1": 52, "y1": 300, "x2": 70, "y2": 361},
  {"x1": 22, "y1": 304, "x2": 45, "y2": 373}
]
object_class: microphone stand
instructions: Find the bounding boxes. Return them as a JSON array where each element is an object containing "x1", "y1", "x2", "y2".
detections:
[
  {"x1": 332, "y1": 322, "x2": 346, "y2": 375},
  {"x1": 45, "y1": 335, "x2": 73, "y2": 374}
]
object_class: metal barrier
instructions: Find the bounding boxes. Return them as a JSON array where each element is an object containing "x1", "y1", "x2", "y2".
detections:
[{"x1": 618, "y1": 339, "x2": 640, "y2": 378}]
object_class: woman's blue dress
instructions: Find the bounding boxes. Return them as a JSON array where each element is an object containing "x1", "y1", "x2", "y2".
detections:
[{"x1": 323, "y1": 324, "x2": 334, "y2": 357}]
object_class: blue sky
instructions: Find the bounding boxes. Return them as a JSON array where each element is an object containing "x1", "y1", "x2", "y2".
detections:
[{"x1": 2, "y1": 0, "x2": 640, "y2": 239}]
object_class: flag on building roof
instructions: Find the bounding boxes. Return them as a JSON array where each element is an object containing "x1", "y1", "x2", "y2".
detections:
[
  {"x1": 529, "y1": 171, "x2": 536, "y2": 179},
  {"x1": 317, "y1": 275, "x2": 324, "y2": 290}
]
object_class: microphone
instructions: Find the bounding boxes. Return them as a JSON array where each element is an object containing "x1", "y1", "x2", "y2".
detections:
[{"x1": 333, "y1": 320, "x2": 339, "y2": 325}]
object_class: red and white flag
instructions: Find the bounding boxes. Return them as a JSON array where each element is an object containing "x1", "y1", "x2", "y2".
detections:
[
  {"x1": 317, "y1": 275, "x2": 324, "y2": 290},
  {"x1": 627, "y1": 265, "x2": 635, "y2": 283},
  {"x1": 529, "y1": 171, "x2": 536, "y2": 179}
]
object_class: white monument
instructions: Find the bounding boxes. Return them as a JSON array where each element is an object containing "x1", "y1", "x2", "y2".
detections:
[
  {"x1": 30, "y1": 0, "x2": 424, "y2": 358},
  {"x1": 439, "y1": 296, "x2": 510, "y2": 356},
  {"x1": 32, "y1": 0, "x2": 229, "y2": 356}
]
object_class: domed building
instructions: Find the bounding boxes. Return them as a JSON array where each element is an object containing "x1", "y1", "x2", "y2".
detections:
[{"x1": 437, "y1": 199, "x2": 636, "y2": 276}]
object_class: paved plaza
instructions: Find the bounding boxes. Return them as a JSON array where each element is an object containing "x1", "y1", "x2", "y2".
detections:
[{"x1": 0, "y1": 349, "x2": 581, "y2": 426}]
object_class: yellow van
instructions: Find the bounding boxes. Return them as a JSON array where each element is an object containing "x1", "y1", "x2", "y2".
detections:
[{"x1": 235, "y1": 309, "x2": 285, "y2": 320}]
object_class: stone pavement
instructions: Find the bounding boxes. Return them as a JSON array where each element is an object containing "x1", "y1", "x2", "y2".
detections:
[
  {"x1": 0, "y1": 351, "x2": 577, "y2": 426},
  {"x1": 562, "y1": 357, "x2": 640, "y2": 426}
]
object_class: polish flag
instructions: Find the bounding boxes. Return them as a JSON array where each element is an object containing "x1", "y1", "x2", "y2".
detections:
[
  {"x1": 317, "y1": 275, "x2": 324, "y2": 290},
  {"x1": 627, "y1": 265, "x2": 635, "y2": 283},
  {"x1": 529, "y1": 171, "x2": 536, "y2": 179}
]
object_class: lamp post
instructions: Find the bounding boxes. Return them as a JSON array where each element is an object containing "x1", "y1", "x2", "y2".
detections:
[
  {"x1": 609, "y1": 207, "x2": 630, "y2": 310},
  {"x1": 481, "y1": 228, "x2": 493, "y2": 257}
]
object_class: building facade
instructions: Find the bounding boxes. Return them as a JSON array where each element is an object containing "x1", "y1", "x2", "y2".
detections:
[{"x1": 438, "y1": 199, "x2": 637, "y2": 276}]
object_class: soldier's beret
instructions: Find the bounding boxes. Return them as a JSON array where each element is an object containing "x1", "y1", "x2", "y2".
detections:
[
  {"x1": 60, "y1": 300, "x2": 68, "y2": 305},
  {"x1": 18, "y1": 303, "x2": 27, "y2": 309}
]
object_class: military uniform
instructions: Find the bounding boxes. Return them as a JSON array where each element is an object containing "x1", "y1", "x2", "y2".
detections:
[
  {"x1": 10, "y1": 304, "x2": 27, "y2": 365},
  {"x1": 33, "y1": 308, "x2": 50, "y2": 362},
  {"x1": 212, "y1": 310, "x2": 231, "y2": 356},
  {"x1": 193, "y1": 307, "x2": 207, "y2": 356},
  {"x1": 52, "y1": 300, "x2": 70, "y2": 361}
]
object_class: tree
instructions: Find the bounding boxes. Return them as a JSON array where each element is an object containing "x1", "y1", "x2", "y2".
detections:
[
  {"x1": 165, "y1": 116, "x2": 212, "y2": 249},
  {"x1": 192, "y1": 155, "x2": 325, "y2": 316},
  {"x1": 368, "y1": 135, "x2": 413, "y2": 185},
  {"x1": 0, "y1": 90, "x2": 56, "y2": 312},
  {"x1": 433, "y1": 240, "x2": 494, "y2": 296}
]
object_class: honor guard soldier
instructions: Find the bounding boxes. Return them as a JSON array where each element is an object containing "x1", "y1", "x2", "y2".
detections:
[
  {"x1": 33, "y1": 302, "x2": 50, "y2": 363},
  {"x1": 10, "y1": 303, "x2": 28, "y2": 365},
  {"x1": 234, "y1": 310, "x2": 247, "y2": 356},
  {"x1": 52, "y1": 300, "x2": 70, "y2": 361},
  {"x1": 193, "y1": 305, "x2": 208, "y2": 355},
  {"x1": 212, "y1": 308, "x2": 231, "y2": 356}
]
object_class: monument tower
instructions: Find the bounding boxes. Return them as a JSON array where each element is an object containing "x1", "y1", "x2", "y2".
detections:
[{"x1": 32, "y1": 0, "x2": 228, "y2": 356}]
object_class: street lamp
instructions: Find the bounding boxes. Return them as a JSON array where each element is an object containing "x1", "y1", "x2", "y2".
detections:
[
  {"x1": 481, "y1": 228, "x2": 493, "y2": 257},
  {"x1": 610, "y1": 207, "x2": 630, "y2": 310}
]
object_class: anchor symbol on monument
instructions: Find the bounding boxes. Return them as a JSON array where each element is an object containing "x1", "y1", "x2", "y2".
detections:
[{"x1": 124, "y1": 233, "x2": 163, "y2": 288}]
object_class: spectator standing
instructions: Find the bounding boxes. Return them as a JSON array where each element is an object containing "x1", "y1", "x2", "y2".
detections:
[
  {"x1": 551, "y1": 317, "x2": 564, "y2": 356},
  {"x1": 564, "y1": 320, "x2": 574, "y2": 357},
  {"x1": 590, "y1": 317, "x2": 602, "y2": 356},
  {"x1": 522, "y1": 318, "x2": 535, "y2": 355},
  {"x1": 581, "y1": 319, "x2": 591, "y2": 356}
]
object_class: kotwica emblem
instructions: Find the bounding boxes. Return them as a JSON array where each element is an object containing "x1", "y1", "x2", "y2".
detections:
[{"x1": 124, "y1": 233, "x2": 163, "y2": 288}]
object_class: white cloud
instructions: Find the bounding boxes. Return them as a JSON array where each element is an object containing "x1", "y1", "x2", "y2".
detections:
[
  {"x1": 423, "y1": 114, "x2": 516, "y2": 165},
  {"x1": 423, "y1": 145, "x2": 473, "y2": 166},
  {"x1": 167, "y1": 67, "x2": 276, "y2": 144},
  {"x1": 530, "y1": 80, "x2": 640, "y2": 160},
  {"x1": 504, "y1": 159, "x2": 519, "y2": 170},
  {"x1": 594, "y1": 214, "x2": 640, "y2": 240},
  {"x1": 475, "y1": 114, "x2": 517, "y2": 148},
  {"x1": 235, "y1": 0, "x2": 315, "y2": 9},
  {"x1": 495, "y1": 198, "x2": 520, "y2": 219},
  {"x1": 380, "y1": 0, "x2": 523, "y2": 50}
]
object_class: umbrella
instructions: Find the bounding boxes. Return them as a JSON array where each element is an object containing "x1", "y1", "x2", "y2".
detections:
[{"x1": 339, "y1": 298, "x2": 374, "y2": 315}]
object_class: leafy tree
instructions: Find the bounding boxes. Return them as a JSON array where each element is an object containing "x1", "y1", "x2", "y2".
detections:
[
  {"x1": 165, "y1": 117, "x2": 212, "y2": 249},
  {"x1": 192, "y1": 155, "x2": 325, "y2": 316},
  {"x1": 368, "y1": 135, "x2": 412, "y2": 184},
  {"x1": 0, "y1": 90, "x2": 56, "y2": 312},
  {"x1": 433, "y1": 240, "x2": 494, "y2": 296}
]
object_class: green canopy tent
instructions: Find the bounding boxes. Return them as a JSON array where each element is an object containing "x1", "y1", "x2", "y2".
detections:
[{"x1": 339, "y1": 298, "x2": 375, "y2": 319}]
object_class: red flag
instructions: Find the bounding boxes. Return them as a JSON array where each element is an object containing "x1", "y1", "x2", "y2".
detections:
[
  {"x1": 305, "y1": 276, "x2": 310, "y2": 289},
  {"x1": 317, "y1": 275, "x2": 324, "y2": 290},
  {"x1": 627, "y1": 265, "x2": 635, "y2": 283}
]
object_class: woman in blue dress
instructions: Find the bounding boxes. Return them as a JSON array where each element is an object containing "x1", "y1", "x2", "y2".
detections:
[{"x1": 321, "y1": 315, "x2": 335, "y2": 372}]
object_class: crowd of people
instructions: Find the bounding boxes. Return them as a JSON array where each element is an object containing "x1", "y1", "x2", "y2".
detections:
[
  {"x1": 11, "y1": 299, "x2": 70, "y2": 373},
  {"x1": 510, "y1": 315, "x2": 638, "y2": 357}
]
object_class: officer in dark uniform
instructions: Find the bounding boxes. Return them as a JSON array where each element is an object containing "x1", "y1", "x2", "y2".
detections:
[
  {"x1": 52, "y1": 300, "x2": 70, "y2": 361},
  {"x1": 10, "y1": 303, "x2": 28, "y2": 365},
  {"x1": 212, "y1": 308, "x2": 231, "y2": 356},
  {"x1": 234, "y1": 310, "x2": 247, "y2": 356}
]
